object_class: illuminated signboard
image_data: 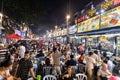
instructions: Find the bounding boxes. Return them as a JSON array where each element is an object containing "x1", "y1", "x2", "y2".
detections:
[
  {"x1": 69, "y1": 25, "x2": 77, "y2": 34},
  {"x1": 77, "y1": 15, "x2": 88, "y2": 23},
  {"x1": 77, "y1": 15, "x2": 100, "y2": 33},
  {"x1": 114, "y1": 0, "x2": 120, "y2": 5},
  {"x1": 88, "y1": 9, "x2": 96, "y2": 17},
  {"x1": 101, "y1": 0, "x2": 113, "y2": 10},
  {"x1": 62, "y1": 29, "x2": 67, "y2": 35},
  {"x1": 101, "y1": 6, "x2": 120, "y2": 29}
]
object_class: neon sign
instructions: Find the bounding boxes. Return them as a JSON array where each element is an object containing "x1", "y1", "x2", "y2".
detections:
[
  {"x1": 77, "y1": 15, "x2": 87, "y2": 23},
  {"x1": 88, "y1": 9, "x2": 96, "y2": 16},
  {"x1": 101, "y1": 0, "x2": 113, "y2": 10}
]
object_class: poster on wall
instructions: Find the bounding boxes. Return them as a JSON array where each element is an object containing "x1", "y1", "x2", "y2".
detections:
[
  {"x1": 101, "y1": 6, "x2": 120, "y2": 29},
  {"x1": 77, "y1": 15, "x2": 100, "y2": 33}
]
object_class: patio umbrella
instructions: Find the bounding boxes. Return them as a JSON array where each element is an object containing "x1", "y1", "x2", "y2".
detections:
[{"x1": 4, "y1": 33, "x2": 22, "y2": 39}]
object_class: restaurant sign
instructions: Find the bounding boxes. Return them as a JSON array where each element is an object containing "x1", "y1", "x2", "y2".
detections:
[{"x1": 78, "y1": 15, "x2": 100, "y2": 33}]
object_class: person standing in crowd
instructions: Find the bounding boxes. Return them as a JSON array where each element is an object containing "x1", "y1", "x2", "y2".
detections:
[
  {"x1": 92, "y1": 50, "x2": 99, "y2": 62},
  {"x1": 52, "y1": 48, "x2": 62, "y2": 75},
  {"x1": 78, "y1": 44, "x2": 84, "y2": 55},
  {"x1": 18, "y1": 43, "x2": 26, "y2": 58},
  {"x1": 78, "y1": 53, "x2": 86, "y2": 64},
  {"x1": 16, "y1": 51, "x2": 36, "y2": 80},
  {"x1": 86, "y1": 52, "x2": 96, "y2": 80}
]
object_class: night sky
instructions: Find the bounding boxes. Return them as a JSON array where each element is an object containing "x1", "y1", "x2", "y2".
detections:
[{"x1": 0, "y1": 0, "x2": 92, "y2": 35}]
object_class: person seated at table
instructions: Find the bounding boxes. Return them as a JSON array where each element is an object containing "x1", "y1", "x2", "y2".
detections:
[
  {"x1": 65, "y1": 55, "x2": 77, "y2": 67},
  {"x1": 105, "y1": 57, "x2": 115, "y2": 73},
  {"x1": 42, "y1": 58, "x2": 53, "y2": 75},
  {"x1": 0, "y1": 43, "x2": 14, "y2": 80},
  {"x1": 78, "y1": 52, "x2": 85, "y2": 64},
  {"x1": 62, "y1": 66, "x2": 75, "y2": 80},
  {"x1": 97, "y1": 61, "x2": 112, "y2": 80},
  {"x1": 44, "y1": 58, "x2": 52, "y2": 66}
]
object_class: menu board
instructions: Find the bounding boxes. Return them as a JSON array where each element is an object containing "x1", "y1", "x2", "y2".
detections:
[
  {"x1": 101, "y1": 6, "x2": 120, "y2": 29},
  {"x1": 77, "y1": 15, "x2": 100, "y2": 33}
]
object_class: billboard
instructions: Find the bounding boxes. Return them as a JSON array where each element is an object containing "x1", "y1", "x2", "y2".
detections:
[
  {"x1": 78, "y1": 15, "x2": 100, "y2": 33},
  {"x1": 101, "y1": 6, "x2": 120, "y2": 28}
]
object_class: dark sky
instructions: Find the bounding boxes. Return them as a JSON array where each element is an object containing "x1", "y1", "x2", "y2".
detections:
[{"x1": 1, "y1": 0, "x2": 93, "y2": 35}]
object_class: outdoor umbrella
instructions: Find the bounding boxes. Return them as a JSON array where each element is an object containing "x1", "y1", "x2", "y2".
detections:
[{"x1": 4, "y1": 33, "x2": 22, "y2": 39}]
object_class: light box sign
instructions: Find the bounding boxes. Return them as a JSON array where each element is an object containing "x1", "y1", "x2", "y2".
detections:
[
  {"x1": 69, "y1": 25, "x2": 77, "y2": 34},
  {"x1": 77, "y1": 15, "x2": 100, "y2": 33},
  {"x1": 62, "y1": 29, "x2": 67, "y2": 35},
  {"x1": 101, "y1": 6, "x2": 120, "y2": 29}
]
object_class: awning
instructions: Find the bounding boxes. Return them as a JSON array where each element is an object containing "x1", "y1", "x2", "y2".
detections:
[{"x1": 77, "y1": 27, "x2": 120, "y2": 36}]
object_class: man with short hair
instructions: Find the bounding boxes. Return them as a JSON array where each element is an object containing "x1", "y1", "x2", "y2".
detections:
[
  {"x1": 52, "y1": 48, "x2": 62, "y2": 75},
  {"x1": 16, "y1": 51, "x2": 36, "y2": 80},
  {"x1": 65, "y1": 55, "x2": 77, "y2": 67}
]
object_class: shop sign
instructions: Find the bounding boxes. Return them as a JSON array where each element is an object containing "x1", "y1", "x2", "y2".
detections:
[
  {"x1": 88, "y1": 4, "x2": 97, "y2": 17},
  {"x1": 77, "y1": 15, "x2": 88, "y2": 23},
  {"x1": 15, "y1": 29, "x2": 21, "y2": 35},
  {"x1": 69, "y1": 25, "x2": 77, "y2": 34},
  {"x1": 77, "y1": 15, "x2": 100, "y2": 33},
  {"x1": 99, "y1": 36, "x2": 108, "y2": 41},
  {"x1": 62, "y1": 29, "x2": 67, "y2": 35},
  {"x1": 101, "y1": 0, "x2": 113, "y2": 10},
  {"x1": 101, "y1": 6, "x2": 120, "y2": 29},
  {"x1": 88, "y1": 9, "x2": 96, "y2": 17}
]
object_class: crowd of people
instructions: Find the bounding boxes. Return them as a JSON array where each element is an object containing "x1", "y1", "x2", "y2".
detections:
[{"x1": 0, "y1": 40, "x2": 120, "y2": 80}]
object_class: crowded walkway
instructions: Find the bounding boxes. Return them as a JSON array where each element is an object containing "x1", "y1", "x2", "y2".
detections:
[{"x1": 0, "y1": 40, "x2": 120, "y2": 80}]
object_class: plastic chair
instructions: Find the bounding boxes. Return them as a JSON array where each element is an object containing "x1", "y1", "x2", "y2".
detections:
[
  {"x1": 78, "y1": 63, "x2": 86, "y2": 74},
  {"x1": 76, "y1": 73, "x2": 87, "y2": 80},
  {"x1": 71, "y1": 66, "x2": 78, "y2": 74},
  {"x1": 43, "y1": 75, "x2": 57, "y2": 80}
]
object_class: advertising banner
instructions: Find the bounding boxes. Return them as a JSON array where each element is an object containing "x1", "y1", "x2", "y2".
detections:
[
  {"x1": 77, "y1": 15, "x2": 100, "y2": 33},
  {"x1": 101, "y1": 6, "x2": 120, "y2": 28}
]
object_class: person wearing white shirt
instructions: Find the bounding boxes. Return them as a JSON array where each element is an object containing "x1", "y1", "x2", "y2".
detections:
[
  {"x1": 92, "y1": 50, "x2": 99, "y2": 61},
  {"x1": 18, "y1": 43, "x2": 26, "y2": 58},
  {"x1": 97, "y1": 62, "x2": 112, "y2": 80},
  {"x1": 86, "y1": 52, "x2": 96, "y2": 80},
  {"x1": 106, "y1": 57, "x2": 115, "y2": 73}
]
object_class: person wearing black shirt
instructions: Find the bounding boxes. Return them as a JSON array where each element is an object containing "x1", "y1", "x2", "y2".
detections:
[
  {"x1": 16, "y1": 51, "x2": 36, "y2": 80},
  {"x1": 65, "y1": 55, "x2": 77, "y2": 67}
]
